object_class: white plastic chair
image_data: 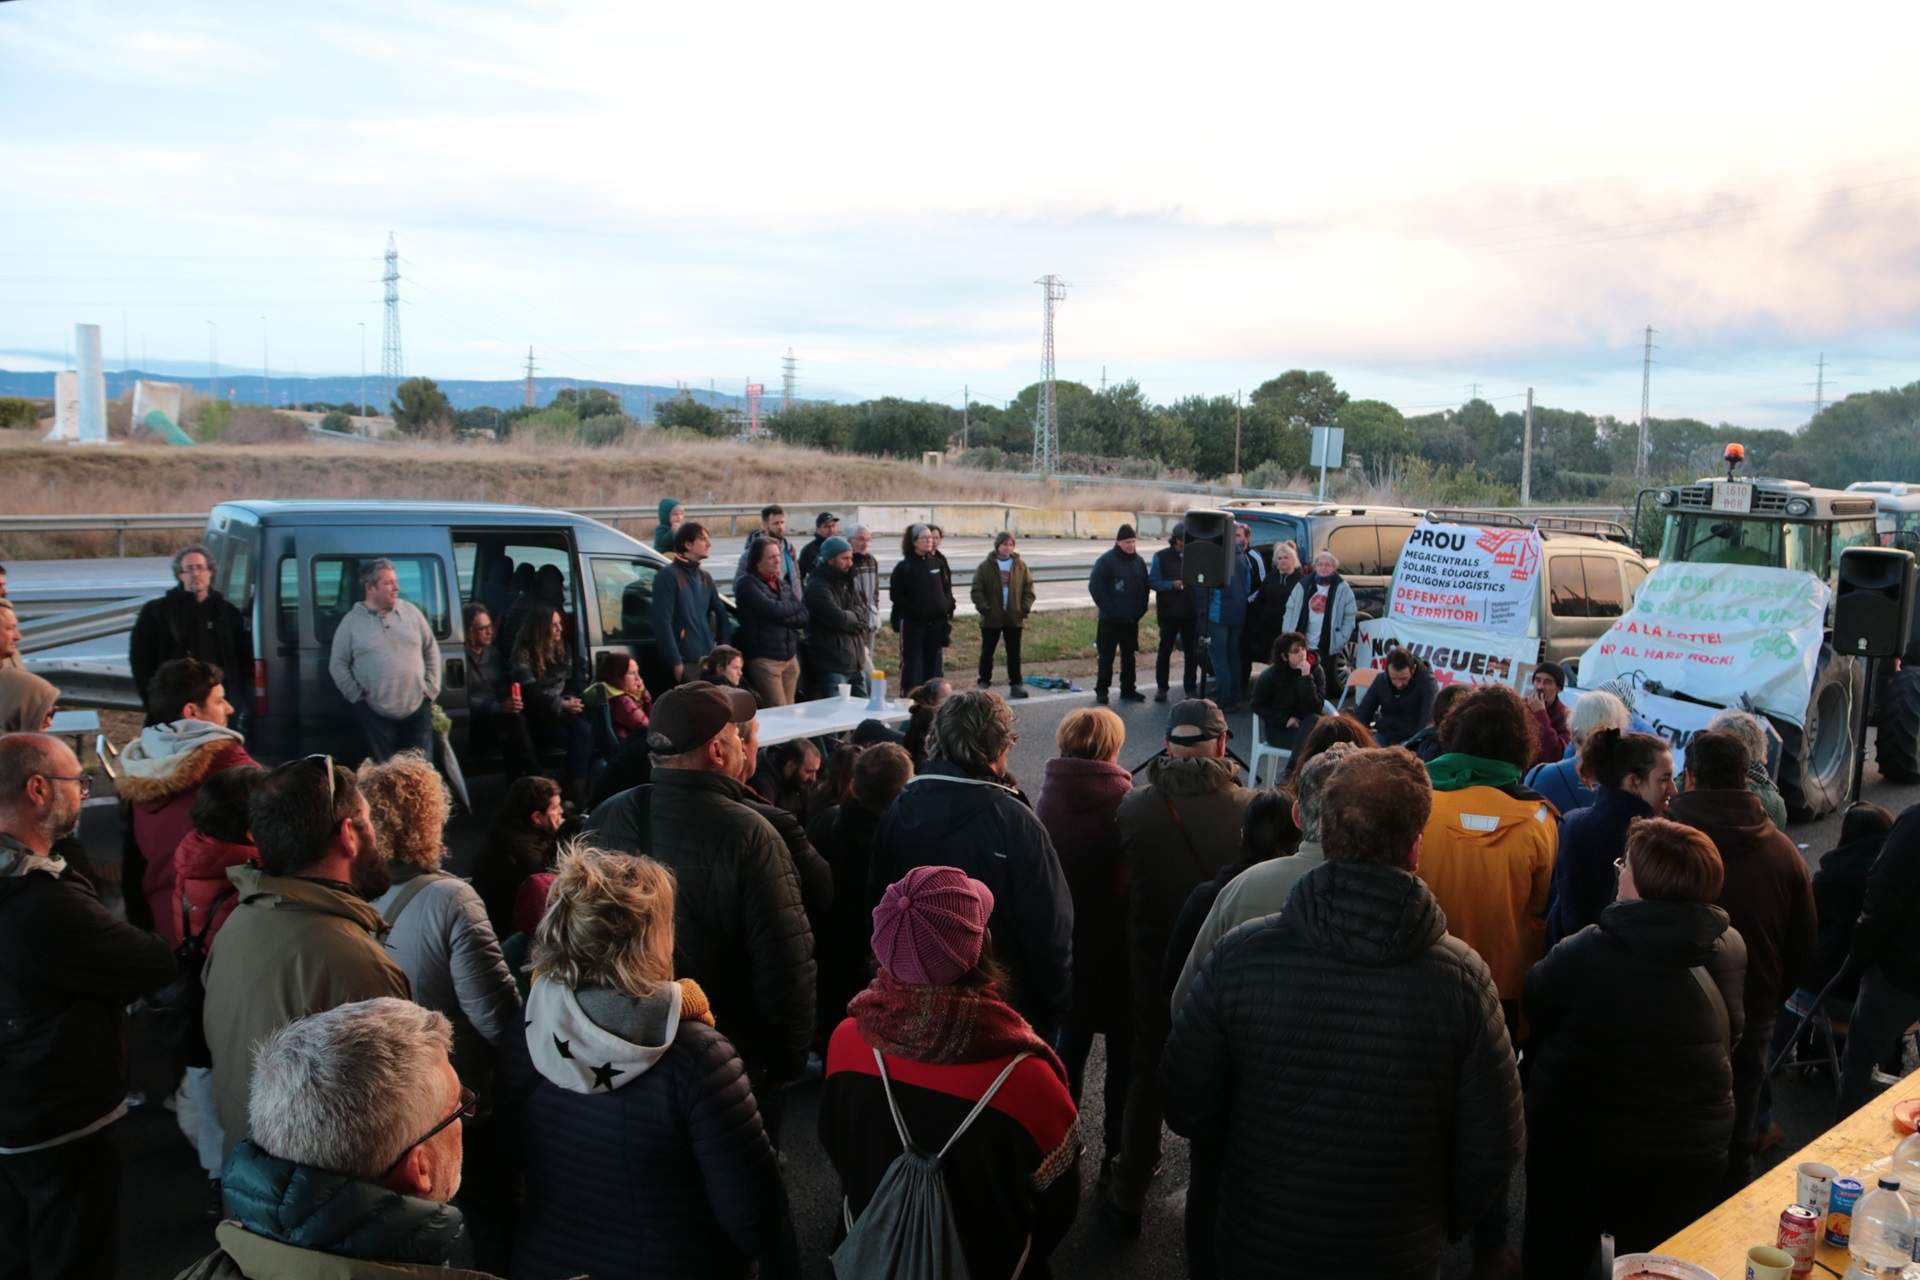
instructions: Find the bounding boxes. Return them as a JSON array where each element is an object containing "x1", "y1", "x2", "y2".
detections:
[
  {"x1": 1248, "y1": 708, "x2": 1291, "y2": 787},
  {"x1": 1338, "y1": 666, "x2": 1379, "y2": 713}
]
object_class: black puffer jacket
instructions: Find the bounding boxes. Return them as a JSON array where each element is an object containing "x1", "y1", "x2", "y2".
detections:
[
  {"x1": 1163, "y1": 861, "x2": 1524, "y2": 1280},
  {"x1": 1854, "y1": 804, "x2": 1920, "y2": 998},
  {"x1": 1807, "y1": 829, "x2": 1889, "y2": 999},
  {"x1": 872, "y1": 761, "x2": 1075, "y2": 1033},
  {"x1": 732, "y1": 573, "x2": 809, "y2": 663},
  {"x1": 1355, "y1": 662, "x2": 1440, "y2": 746},
  {"x1": 498, "y1": 991, "x2": 790, "y2": 1280},
  {"x1": 1249, "y1": 661, "x2": 1325, "y2": 746},
  {"x1": 647, "y1": 768, "x2": 815, "y2": 1080},
  {"x1": 0, "y1": 845, "x2": 176, "y2": 1149},
  {"x1": 803, "y1": 561, "x2": 867, "y2": 678},
  {"x1": 1525, "y1": 899, "x2": 1746, "y2": 1175},
  {"x1": 888, "y1": 551, "x2": 953, "y2": 627}
]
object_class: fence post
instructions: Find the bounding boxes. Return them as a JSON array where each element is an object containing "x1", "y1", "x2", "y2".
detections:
[{"x1": 115, "y1": 525, "x2": 125, "y2": 558}]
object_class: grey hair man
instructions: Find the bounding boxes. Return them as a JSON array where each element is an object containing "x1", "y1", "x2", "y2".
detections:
[
  {"x1": 844, "y1": 525, "x2": 881, "y2": 695},
  {"x1": 0, "y1": 735, "x2": 175, "y2": 1280},
  {"x1": 176, "y1": 998, "x2": 495, "y2": 1279},
  {"x1": 1171, "y1": 742, "x2": 1362, "y2": 1011},
  {"x1": 872, "y1": 690, "x2": 1074, "y2": 1038},
  {"x1": 327, "y1": 557, "x2": 441, "y2": 761},
  {"x1": 1706, "y1": 707, "x2": 1787, "y2": 829}
]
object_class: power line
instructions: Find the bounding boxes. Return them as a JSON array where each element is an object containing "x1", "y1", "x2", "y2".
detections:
[
  {"x1": 1637, "y1": 324, "x2": 1659, "y2": 478},
  {"x1": 1812, "y1": 352, "x2": 1827, "y2": 420},
  {"x1": 1032, "y1": 274, "x2": 1067, "y2": 474}
]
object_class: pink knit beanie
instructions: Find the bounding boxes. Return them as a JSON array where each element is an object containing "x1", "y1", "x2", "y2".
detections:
[{"x1": 871, "y1": 866, "x2": 995, "y2": 986}]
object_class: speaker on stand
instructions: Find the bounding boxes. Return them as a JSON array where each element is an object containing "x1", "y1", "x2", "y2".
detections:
[
  {"x1": 1183, "y1": 510, "x2": 1231, "y2": 704},
  {"x1": 1836, "y1": 545, "x2": 1916, "y2": 802}
]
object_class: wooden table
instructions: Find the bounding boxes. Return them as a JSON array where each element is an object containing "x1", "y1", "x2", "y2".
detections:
[{"x1": 1656, "y1": 1065, "x2": 1920, "y2": 1276}]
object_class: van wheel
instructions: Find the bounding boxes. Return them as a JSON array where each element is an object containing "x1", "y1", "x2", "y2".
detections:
[
  {"x1": 1875, "y1": 665, "x2": 1920, "y2": 782},
  {"x1": 1777, "y1": 652, "x2": 1858, "y2": 821}
]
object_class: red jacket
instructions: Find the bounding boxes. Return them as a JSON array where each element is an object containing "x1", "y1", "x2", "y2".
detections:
[
  {"x1": 609, "y1": 689, "x2": 651, "y2": 741},
  {"x1": 173, "y1": 830, "x2": 256, "y2": 950},
  {"x1": 122, "y1": 739, "x2": 256, "y2": 945},
  {"x1": 1531, "y1": 698, "x2": 1572, "y2": 766}
]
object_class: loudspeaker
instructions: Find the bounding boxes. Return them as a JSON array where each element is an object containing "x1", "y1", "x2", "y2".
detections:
[
  {"x1": 1835, "y1": 546, "x2": 1916, "y2": 658},
  {"x1": 1184, "y1": 509, "x2": 1231, "y2": 587}
]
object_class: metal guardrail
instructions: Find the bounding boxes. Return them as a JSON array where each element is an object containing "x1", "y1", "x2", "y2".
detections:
[{"x1": 18, "y1": 597, "x2": 148, "y2": 655}]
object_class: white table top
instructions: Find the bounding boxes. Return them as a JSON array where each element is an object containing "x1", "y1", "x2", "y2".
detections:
[
  {"x1": 49, "y1": 709, "x2": 102, "y2": 734},
  {"x1": 754, "y1": 694, "x2": 910, "y2": 746}
]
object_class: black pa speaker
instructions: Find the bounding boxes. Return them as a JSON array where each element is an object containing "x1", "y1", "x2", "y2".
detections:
[
  {"x1": 1835, "y1": 546, "x2": 1916, "y2": 659},
  {"x1": 1184, "y1": 509, "x2": 1231, "y2": 587}
]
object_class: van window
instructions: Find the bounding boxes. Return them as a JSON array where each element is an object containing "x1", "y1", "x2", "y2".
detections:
[
  {"x1": 1376, "y1": 524, "x2": 1412, "y2": 572},
  {"x1": 590, "y1": 557, "x2": 661, "y2": 644},
  {"x1": 1623, "y1": 559, "x2": 1649, "y2": 605},
  {"x1": 222, "y1": 532, "x2": 255, "y2": 613},
  {"x1": 311, "y1": 556, "x2": 451, "y2": 646},
  {"x1": 1582, "y1": 556, "x2": 1625, "y2": 618},
  {"x1": 1325, "y1": 525, "x2": 1382, "y2": 576},
  {"x1": 277, "y1": 555, "x2": 298, "y2": 646},
  {"x1": 454, "y1": 534, "x2": 576, "y2": 641},
  {"x1": 1548, "y1": 556, "x2": 1589, "y2": 617}
]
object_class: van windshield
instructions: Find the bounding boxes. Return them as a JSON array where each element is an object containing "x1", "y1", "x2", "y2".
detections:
[{"x1": 1658, "y1": 514, "x2": 1830, "y2": 577}]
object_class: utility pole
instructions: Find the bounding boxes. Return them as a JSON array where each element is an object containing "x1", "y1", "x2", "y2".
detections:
[
  {"x1": 1033, "y1": 274, "x2": 1067, "y2": 474},
  {"x1": 1100, "y1": 365, "x2": 1107, "y2": 394},
  {"x1": 1234, "y1": 390, "x2": 1243, "y2": 477},
  {"x1": 962, "y1": 383, "x2": 970, "y2": 449},
  {"x1": 1520, "y1": 386, "x2": 1535, "y2": 505},
  {"x1": 380, "y1": 232, "x2": 403, "y2": 407},
  {"x1": 205, "y1": 320, "x2": 218, "y2": 401},
  {"x1": 524, "y1": 346, "x2": 537, "y2": 409},
  {"x1": 1636, "y1": 324, "x2": 1657, "y2": 478},
  {"x1": 1470, "y1": 382, "x2": 1481, "y2": 402},
  {"x1": 1813, "y1": 352, "x2": 1827, "y2": 420},
  {"x1": 357, "y1": 322, "x2": 367, "y2": 416},
  {"x1": 259, "y1": 315, "x2": 271, "y2": 407},
  {"x1": 781, "y1": 348, "x2": 796, "y2": 416}
]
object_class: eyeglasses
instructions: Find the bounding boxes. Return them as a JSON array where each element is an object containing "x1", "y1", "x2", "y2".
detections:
[
  {"x1": 30, "y1": 772, "x2": 92, "y2": 798},
  {"x1": 272, "y1": 753, "x2": 334, "y2": 811},
  {"x1": 377, "y1": 1085, "x2": 477, "y2": 1181}
]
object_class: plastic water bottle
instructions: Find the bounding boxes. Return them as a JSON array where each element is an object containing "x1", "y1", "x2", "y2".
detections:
[
  {"x1": 1850, "y1": 1179, "x2": 1915, "y2": 1275},
  {"x1": 867, "y1": 669, "x2": 887, "y2": 710},
  {"x1": 1897, "y1": 1133, "x2": 1920, "y2": 1261}
]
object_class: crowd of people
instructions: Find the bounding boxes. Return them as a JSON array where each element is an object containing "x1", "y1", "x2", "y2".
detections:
[{"x1": 2, "y1": 519, "x2": 1920, "y2": 1280}]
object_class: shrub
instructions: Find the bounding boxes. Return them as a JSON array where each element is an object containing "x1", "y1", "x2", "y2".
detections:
[
  {"x1": 319, "y1": 410, "x2": 355, "y2": 434},
  {"x1": 191, "y1": 399, "x2": 235, "y2": 442},
  {"x1": 0, "y1": 397, "x2": 41, "y2": 430}
]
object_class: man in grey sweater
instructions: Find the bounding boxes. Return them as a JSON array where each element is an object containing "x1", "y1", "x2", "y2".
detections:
[
  {"x1": 1170, "y1": 742, "x2": 1358, "y2": 1013},
  {"x1": 328, "y1": 559, "x2": 440, "y2": 762}
]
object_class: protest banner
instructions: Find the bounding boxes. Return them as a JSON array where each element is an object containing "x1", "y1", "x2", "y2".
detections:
[
  {"x1": 1358, "y1": 616, "x2": 1540, "y2": 691},
  {"x1": 1576, "y1": 563, "x2": 1829, "y2": 726},
  {"x1": 1387, "y1": 519, "x2": 1544, "y2": 636}
]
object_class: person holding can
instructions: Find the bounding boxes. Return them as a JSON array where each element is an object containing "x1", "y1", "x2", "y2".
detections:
[{"x1": 1521, "y1": 816, "x2": 1748, "y2": 1276}]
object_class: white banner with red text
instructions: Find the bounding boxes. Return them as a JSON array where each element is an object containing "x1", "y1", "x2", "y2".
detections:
[
  {"x1": 1357, "y1": 616, "x2": 1541, "y2": 691},
  {"x1": 1387, "y1": 519, "x2": 1545, "y2": 636},
  {"x1": 1576, "y1": 563, "x2": 1829, "y2": 727}
]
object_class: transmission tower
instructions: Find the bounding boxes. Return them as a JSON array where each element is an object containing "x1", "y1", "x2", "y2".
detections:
[
  {"x1": 380, "y1": 231, "x2": 404, "y2": 404},
  {"x1": 1033, "y1": 274, "x2": 1068, "y2": 474},
  {"x1": 1635, "y1": 324, "x2": 1657, "y2": 478},
  {"x1": 781, "y1": 348, "x2": 797, "y2": 416},
  {"x1": 523, "y1": 347, "x2": 537, "y2": 408},
  {"x1": 1813, "y1": 352, "x2": 1827, "y2": 420}
]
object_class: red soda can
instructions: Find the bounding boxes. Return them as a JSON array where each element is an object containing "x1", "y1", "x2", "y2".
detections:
[
  {"x1": 1776, "y1": 1204, "x2": 1818, "y2": 1275},
  {"x1": 511, "y1": 682, "x2": 521, "y2": 701}
]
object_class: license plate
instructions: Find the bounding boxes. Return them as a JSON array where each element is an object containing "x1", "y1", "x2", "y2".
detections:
[{"x1": 1711, "y1": 482, "x2": 1753, "y2": 514}]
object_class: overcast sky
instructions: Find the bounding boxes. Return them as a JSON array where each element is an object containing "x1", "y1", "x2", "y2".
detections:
[{"x1": 6, "y1": 0, "x2": 1920, "y2": 428}]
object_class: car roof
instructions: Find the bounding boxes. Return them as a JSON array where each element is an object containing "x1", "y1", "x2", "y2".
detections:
[
  {"x1": 209, "y1": 500, "x2": 659, "y2": 558},
  {"x1": 1226, "y1": 503, "x2": 1421, "y2": 519}
]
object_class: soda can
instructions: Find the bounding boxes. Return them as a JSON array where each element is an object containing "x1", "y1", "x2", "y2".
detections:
[
  {"x1": 1776, "y1": 1204, "x2": 1819, "y2": 1276},
  {"x1": 1824, "y1": 1177, "x2": 1863, "y2": 1248}
]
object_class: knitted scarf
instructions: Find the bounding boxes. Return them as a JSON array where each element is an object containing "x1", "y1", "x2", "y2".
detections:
[
  {"x1": 1426, "y1": 752, "x2": 1526, "y2": 793},
  {"x1": 848, "y1": 970, "x2": 1067, "y2": 1084}
]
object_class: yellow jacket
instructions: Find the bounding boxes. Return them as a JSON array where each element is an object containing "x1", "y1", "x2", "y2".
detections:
[{"x1": 1418, "y1": 784, "x2": 1558, "y2": 1000}]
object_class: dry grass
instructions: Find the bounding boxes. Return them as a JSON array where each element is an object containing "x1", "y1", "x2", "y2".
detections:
[
  {"x1": 873, "y1": 608, "x2": 1158, "y2": 680},
  {"x1": 0, "y1": 434, "x2": 1180, "y2": 559}
]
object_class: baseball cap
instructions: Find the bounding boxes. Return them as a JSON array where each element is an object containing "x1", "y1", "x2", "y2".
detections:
[
  {"x1": 648, "y1": 684, "x2": 756, "y2": 754},
  {"x1": 1166, "y1": 697, "x2": 1230, "y2": 745},
  {"x1": 816, "y1": 511, "x2": 839, "y2": 529}
]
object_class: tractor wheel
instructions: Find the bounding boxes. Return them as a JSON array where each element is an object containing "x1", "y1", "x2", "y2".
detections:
[
  {"x1": 1776, "y1": 651, "x2": 1859, "y2": 822},
  {"x1": 1875, "y1": 664, "x2": 1920, "y2": 783}
]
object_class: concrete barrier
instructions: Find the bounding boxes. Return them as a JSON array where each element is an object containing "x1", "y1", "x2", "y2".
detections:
[{"x1": 1073, "y1": 510, "x2": 1137, "y2": 540}]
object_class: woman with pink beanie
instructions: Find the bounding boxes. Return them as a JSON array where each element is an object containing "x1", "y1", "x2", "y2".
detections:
[{"x1": 818, "y1": 865, "x2": 1082, "y2": 1279}]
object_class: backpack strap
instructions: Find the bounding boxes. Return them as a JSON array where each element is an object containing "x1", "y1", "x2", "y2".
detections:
[
  {"x1": 869, "y1": 1048, "x2": 1034, "y2": 1161},
  {"x1": 182, "y1": 883, "x2": 237, "y2": 948},
  {"x1": 382, "y1": 871, "x2": 448, "y2": 928}
]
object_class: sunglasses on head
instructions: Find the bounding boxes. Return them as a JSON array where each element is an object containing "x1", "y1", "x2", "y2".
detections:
[{"x1": 272, "y1": 753, "x2": 335, "y2": 811}]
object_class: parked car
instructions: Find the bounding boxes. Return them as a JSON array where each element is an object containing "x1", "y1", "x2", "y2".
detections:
[
  {"x1": 1224, "y1": 502, "x2": 1422, "y2": 618},
  {"x1": 197, "y1": 500, "x2": 696, "y2": 764}
]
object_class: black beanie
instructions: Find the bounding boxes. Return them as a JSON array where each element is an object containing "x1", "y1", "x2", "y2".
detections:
[{"x1": 1117, "y1": 523, "x2": 1137, "y2": 542}]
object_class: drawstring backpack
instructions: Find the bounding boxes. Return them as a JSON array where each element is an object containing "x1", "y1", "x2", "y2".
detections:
[{"x1": 832, "y1": 1048, "x2": 1033, "y2": 1280}]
